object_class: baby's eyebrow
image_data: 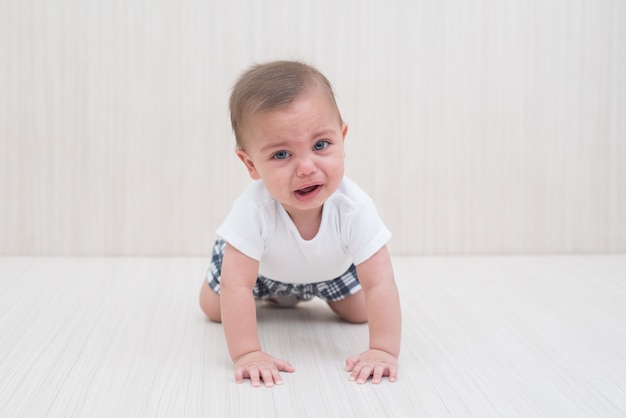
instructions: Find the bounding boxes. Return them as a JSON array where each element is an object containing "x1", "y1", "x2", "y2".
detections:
[
  {"x1": 260, "y1": 141, "x2": 290, "y2": 153},
  {"x1": 312, "y1": 128, "x2": 336, "y2": 138}
]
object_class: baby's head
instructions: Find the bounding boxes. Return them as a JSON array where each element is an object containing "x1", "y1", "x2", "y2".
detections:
[
  {"x1": 229, "y1": 61, "x2": 348, "y2": 216},
  {"x1": 229, "y1": 61, "x2": 343, "y2": 149}
]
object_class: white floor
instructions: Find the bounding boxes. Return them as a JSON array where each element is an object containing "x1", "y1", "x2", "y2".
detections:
[{"x1": 1, "y1": 255, "x2": 625, "y2": 417}]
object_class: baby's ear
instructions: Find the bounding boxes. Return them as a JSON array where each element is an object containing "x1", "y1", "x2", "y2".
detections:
[
  {"x1": 236, "y1": 149, "x2": 261, "y2": 180},
  {"x1": 341, "y1": 122, "x2": 349, "y2": 140}
]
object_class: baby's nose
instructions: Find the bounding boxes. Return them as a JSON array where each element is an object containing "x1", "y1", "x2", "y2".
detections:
[{"x1": 296, "y1": 157, "x2": 317, "y2": 176}]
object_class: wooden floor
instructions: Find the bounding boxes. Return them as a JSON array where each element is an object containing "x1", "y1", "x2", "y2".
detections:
[{"x1": 1, "y1": 256, "x2": 625, "y2": 417}]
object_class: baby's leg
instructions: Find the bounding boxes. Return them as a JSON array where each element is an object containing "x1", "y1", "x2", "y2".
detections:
[
  {"x1": 327, "y1": 290, "x2": 367, "y2": 324},
  {"x1": 199, "y1": 280, "x2": 222, "y2": 322}
]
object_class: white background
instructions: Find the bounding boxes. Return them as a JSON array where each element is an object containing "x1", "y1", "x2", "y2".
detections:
[{"x1": 1, "y1": 0, "x2": 625, "y2": 256}]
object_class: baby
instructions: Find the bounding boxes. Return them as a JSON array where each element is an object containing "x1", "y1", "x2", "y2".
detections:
[{"x1": 199, "y1": 61, "x2": 401, "y2": 387}]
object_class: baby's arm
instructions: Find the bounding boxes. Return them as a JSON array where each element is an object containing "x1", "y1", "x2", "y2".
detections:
[
  {"x1": 220, "y1": 243, "x2": 295, "y2": 387},
  {"x1": 346, "y1": 245, "x2": 401, "y2": 384}
]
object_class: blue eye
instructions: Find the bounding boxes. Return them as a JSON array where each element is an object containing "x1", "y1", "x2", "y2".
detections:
[
  {"x1": 313, "y1": 141, "x2": 329, "y2": 151},
  {"x1": 272, "y1": 150, "x2": 290, "y2": 160}
]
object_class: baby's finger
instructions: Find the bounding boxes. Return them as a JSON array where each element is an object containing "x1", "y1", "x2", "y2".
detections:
[
  {"x1": 349, "y1": 360, "x2": 367, "y2": 381},
  {"x1": 372, "y1": 365, "x2": 386, "y2": 384},
  {"x1": 388, "y1": 364, "x2": 399, "y2": 382},
  {"x1": 248, "y1": 367, "x2": 261, "y2": 387},
  {"x1": 345, "y1": 355, "x2": 359, "y2": 372},
  {"x1": 274, "y1": 359, "x2": 295, "y2": 373},
  {"x1": 348, "y1": 362, "x2": 362, "y2": 381},
  {"x1": 260, "y1": 367, "x2": 276, "y2": 387},
  {"x1": 356, "y1": 365, "x2": 373, "y2": 384},
  {"x1": 235, "y1": 367, "x2": 246, "y2": 384},
  {"x1": 271, "y1": 368, "x2": 283, "y2": 385}
]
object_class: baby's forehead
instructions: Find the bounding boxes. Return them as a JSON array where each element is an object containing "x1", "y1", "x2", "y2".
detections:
[
  {"x1": 239, "y1": 90, "x2": 341, "y2": 145},
  {"x1": 255, "y1": 85, "x2": 337, "y2": 117}
]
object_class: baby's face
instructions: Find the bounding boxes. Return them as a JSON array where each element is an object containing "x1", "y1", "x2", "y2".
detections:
[{"x1": 236, "y1": 87, "x2": 347, "y2": 219}]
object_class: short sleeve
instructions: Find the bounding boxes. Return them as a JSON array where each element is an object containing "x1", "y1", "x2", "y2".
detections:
[
  {"x1": 343, "y1": 198, "x2": 392, "y2": 265},
  {"x1": 216, "y1": 184, "x2": 273, "y2": 261}
]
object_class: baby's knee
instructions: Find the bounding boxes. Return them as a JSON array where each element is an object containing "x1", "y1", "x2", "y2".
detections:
[
  {"x1": 199, "y1": 281, "x2": 222, "y2": 322},
  {"x1": 327, "y1": 291, "x2": 368, "y2": 323},
  {"x1": 339, "y1": 310, "x2": 368, "y2": 324}
]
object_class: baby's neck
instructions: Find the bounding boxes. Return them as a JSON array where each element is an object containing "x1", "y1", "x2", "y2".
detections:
[{"x1": 284, "y1": 205, "x2": 323, "y2": 240}]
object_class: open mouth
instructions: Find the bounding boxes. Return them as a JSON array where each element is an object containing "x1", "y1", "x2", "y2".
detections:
[
  {"x1": 296, "y1": 185, "x2": 320, "y2": 196},
  {"x1": 294, "y1": 184, "x2": 323, "y2": 202}
]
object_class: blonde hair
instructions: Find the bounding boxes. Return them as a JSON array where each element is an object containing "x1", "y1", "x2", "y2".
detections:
[{"x1": 229, "y1": 61, "x2": 342, "y2": 148}]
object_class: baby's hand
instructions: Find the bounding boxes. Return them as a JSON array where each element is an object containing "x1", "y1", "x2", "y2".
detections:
[
  {"x1": 346, "y1": 349, "x2": 398, "y2": 384},
  {"x1": 234, "y1": 350, "x2": 295, "y2": 387}
]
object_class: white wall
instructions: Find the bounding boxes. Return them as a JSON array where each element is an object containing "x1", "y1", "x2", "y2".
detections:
[{"x1": 1, "y1": 0, "x2": 625, "y2": 256}]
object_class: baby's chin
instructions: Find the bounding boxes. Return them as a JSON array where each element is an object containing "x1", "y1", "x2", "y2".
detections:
[{"x1": 280, "y1": 194, "x2": 327, "y2": 217}]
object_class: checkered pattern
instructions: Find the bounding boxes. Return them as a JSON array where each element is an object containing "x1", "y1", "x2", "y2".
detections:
[{"x1": 206, "y1": 238, "x2": 361, "y2": 302}]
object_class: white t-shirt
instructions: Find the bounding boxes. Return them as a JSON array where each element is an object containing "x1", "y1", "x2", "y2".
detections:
[{"x1": 216, "y1": 176, "x2": 391, "y2": 284}]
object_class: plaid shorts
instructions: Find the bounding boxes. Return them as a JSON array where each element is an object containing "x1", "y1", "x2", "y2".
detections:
[{"x1": 206, "y1": 238, "x2": 361, "y2": 302}]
